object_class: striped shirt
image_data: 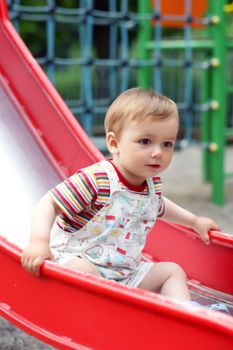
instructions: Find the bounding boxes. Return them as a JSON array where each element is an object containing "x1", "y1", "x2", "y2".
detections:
[{"x1": 49, "y1": 160, "x2": 165, "y2": 232}]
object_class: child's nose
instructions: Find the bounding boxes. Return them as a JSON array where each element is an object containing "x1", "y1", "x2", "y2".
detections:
[{"x1": 151, "y1": 145, "x2": 162, "y2": 158}]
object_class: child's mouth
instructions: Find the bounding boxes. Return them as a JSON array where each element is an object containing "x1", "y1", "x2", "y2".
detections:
[{"x1": 147, "y1": 164, "x2": 160, "y2": 169}]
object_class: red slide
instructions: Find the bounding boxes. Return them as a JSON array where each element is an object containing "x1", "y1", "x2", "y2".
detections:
[{"x1": 0, "y1": 1, "x2": 233, "y2": 349}]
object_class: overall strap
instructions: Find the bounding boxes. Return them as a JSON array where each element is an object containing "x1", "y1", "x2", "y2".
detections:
[{"x1": 146, "y1": 177, "x2": 156, "y2": 197}]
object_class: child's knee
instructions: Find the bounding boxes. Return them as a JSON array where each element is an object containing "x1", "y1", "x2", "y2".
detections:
[{"x1": 168, "y1": 262, "x2": 187, "y2": 279}]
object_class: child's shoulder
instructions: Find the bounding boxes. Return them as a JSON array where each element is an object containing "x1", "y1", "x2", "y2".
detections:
[
  {"x1": 77, "y1": 161, "x2": 110, "y2": 186},
  {"x1": 80, "y1": 161, "x2": 109, "y2": 177}
]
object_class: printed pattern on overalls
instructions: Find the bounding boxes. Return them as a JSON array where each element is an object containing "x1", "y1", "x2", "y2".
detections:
[{"x1": 51, "y1": 160, "x2": 161, "y2": 287}]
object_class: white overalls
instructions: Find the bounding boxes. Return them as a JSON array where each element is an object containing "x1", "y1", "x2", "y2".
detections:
[{"x1": 51, "y1": 160, "x2": 161, "y2": 287}]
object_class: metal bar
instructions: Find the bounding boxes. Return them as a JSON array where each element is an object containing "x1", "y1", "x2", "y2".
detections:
[
  {"x1": 225, "y1": 172, "x2": 233, "y2": 179},
  {"x1": 226, "y1": 85, "x2": 233, "y2": 93},
  {"x1": 225, "y1": 127, "x2": 233, "y2": 137},
  {"x1": 46, "y1": 0, "x2": 55, "y2": 82},
  {"x1": 208, "y1": 0, "x2": 227, "y2": 205},
  {"x1": 146, "y1": 39, "x2": 214, "y2": 51},
  {"x1": 146, "y1": 39, "x2": 233, "y2": 51},
  {"x1": 136, "y1": 0, "x2": 151, "y2": 87},
  {"x1": 200, "y1": 58, "x2": 212, "y2": 182}
]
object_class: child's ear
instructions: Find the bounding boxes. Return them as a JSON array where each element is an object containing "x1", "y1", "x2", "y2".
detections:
[{"x1": 106, "y1": 132, "x2": 119, "y2": 154}]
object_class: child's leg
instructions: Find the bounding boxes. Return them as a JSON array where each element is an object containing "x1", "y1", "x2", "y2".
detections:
[
  {"x1": 138, "y1": 262, "x2": 191, "y2": 301},
  {"x1": 63, "y1": 257, "x2": 102, "y2": 277}
]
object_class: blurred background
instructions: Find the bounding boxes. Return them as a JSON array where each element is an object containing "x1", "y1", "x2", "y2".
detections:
[
  {"x1": 1, "y1": 1, "x2": 233, "y2": 348},
  {"x1": 6, "y1": 0, "x2": 233, "y2": 207}
]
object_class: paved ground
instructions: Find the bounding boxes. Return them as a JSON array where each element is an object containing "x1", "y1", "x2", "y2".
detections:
[
  {"x1": 1, "y1": 146, "x2": 233, "y2": 349},
  {"x1": 0, "y1": 318, "x2": 56, "y2": 350},
  {"x1": 162, "y1": 146, "x2": 233, "y2": 234}
]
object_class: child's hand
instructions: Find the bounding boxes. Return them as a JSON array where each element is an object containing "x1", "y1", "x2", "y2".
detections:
[
  {"x1": 192, "y1": 216, "x2": 220, "y2": 245},
  {"x1": 21, "y1": 240, "x2": 52, "y2": 276}
]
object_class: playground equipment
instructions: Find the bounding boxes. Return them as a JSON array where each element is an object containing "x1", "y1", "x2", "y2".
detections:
[
  {"x1": 1, "y1": 1, "x2": 233, "y2": 349},
  {"x1": 138, "y1": 0, "x2": 233, "y2": 205},
  {"x1": 7, "y1": 0, "x2": 233, "y2": 205}
]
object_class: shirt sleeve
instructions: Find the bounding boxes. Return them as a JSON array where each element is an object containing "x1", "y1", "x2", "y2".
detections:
[{"x1": 49, "y1": 168, "x2": 98, "y2": 219}]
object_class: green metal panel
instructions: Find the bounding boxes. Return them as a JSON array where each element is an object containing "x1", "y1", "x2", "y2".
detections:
[
  {"x1": 137, "y1": 1, "x2": 151, "y2": 88},
  {"x1": 200, "y1": 57, "x2": 212, "y2": 183},
  {"x1": 208, "y1": 0, "x2": 227, "y2": 205}
]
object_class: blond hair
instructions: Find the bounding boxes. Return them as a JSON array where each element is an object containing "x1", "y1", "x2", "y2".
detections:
[{"x1": 104, "y1": 87, "x2": 178, "y2": 135}]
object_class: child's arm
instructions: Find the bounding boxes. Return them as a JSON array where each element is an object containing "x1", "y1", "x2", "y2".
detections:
[
  {"x1": 162, "y1": 197, "x2": 220, "y2": 244},
  {"x1": 21, "y1": 193, "x2": 62, "y2": 276}
]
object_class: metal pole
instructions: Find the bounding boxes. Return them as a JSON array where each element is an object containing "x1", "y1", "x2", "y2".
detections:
[
  {"x1": 200, "y1": 59, "x2": 212, "y2": 183},
  {"x1": 208, "y1": 0, "x2": 227, "y2": 205},
  {"x1": 137, "y1": 0, "x2": 151, "y2": 87}
]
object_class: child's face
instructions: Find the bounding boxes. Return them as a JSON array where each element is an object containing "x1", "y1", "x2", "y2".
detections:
[{"x1": 107, "y1": 115, "x2": 178, "y2": 186}]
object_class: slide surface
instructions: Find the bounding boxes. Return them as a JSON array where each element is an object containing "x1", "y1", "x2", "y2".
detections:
[
  {"x1": 0, "y1": 80, "x2": 60, "y2": 247},
  {"x1": 0, "y1": 2, "x2": 233, "y2": 349}
]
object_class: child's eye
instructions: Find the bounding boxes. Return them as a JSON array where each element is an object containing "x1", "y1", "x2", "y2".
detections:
[
  {"x1": 139, "y1": 138, "x2": 151, "y2": 145},
  {"x1": 163, "y1": 141, "x2": 174, "y2": 148}
]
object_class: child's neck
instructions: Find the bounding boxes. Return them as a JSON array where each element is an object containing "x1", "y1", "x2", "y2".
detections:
[{"x1": 108, "y1": 159, "x2": 147, "y2": 192}]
